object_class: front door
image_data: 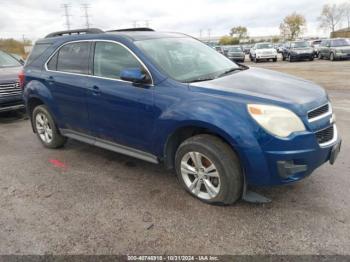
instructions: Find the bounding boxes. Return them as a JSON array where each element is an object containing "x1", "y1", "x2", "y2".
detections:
[{"x1": 86, "y1": 41, "x2": 156, "y2": 152}]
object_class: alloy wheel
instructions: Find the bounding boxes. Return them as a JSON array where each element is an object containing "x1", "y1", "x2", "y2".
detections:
[
  {"x1": 35, "y1": 112, "x2": 53, "y2": 144},
  {"x1": 180, "y1": 151, "x2": 221, "y2": 200}
]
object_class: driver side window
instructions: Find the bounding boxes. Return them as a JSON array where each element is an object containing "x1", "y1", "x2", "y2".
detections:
[{"x1": 93, "y1": 42, "x2": 143, "y2": 80}]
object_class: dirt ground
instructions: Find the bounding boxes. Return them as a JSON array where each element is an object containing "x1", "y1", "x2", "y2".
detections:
[{"x1": 0, "y1": 59, "x2": 349, "y2": 255}]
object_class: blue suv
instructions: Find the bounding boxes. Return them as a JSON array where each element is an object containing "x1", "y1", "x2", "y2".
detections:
[{"x1": 22, "y1": 28, "x2": 341, "y2": 205}]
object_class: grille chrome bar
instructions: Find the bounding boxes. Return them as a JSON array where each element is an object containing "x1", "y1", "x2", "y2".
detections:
[
  {"x1": 0, "y1": 82, "x2": 22, "y2": 97},
  {"x1": 308, "y1": 102, "x2": 332, "y2": 123}
]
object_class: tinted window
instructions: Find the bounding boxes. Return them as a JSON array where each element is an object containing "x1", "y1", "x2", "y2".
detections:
[
  {"x1": 47, "y1": 52, "x2": 58, "y2": 70},
  {"x1": 93, "y1": 42, "x2": 142, "y2": 79},
  {"x1": 57, "y1": 42, "x2": 90, "y2": 74},
  {"x1": 26, "y1": 43, "x2": 51, "y2": 65},
  {"x1": 331, "y1": 39, "x2": 350, "y2": 47}
]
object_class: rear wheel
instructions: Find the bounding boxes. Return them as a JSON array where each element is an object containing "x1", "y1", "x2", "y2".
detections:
[
  {"x1": 175, "y1": 135, "x2": 243, "y2": 205},
  {"x1": 32, "y1": 105, "x2": 67, "y2": 148},
  {"x1": 273, "y1": 58, "x2": 277, "y2": 62}
]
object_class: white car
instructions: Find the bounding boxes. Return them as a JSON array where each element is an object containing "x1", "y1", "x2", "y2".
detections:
[{"x1": 249, "y1": 42, "x2": 277, "y2": 63}]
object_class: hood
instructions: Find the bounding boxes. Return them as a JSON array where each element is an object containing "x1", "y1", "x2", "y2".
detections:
[
  {"x1": 255, "y1": 48, "x2": 275, "y2": 53},
  {"x1": 292, "y1": 47, "x2": 313, "y2": 52},
  {"x1": 190, "y1": 67, "x2": 328, "y2": 114},
  {"x1": 0, "y1": 66, "x2": 22, "y2": 83}
]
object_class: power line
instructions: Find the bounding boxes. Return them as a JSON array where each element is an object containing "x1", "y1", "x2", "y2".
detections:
[
  {"x1": 81, "y1": 3, "x2": 91, "y2": 29},
  {"x1": 61, "y1": 4, "x2": 72, "y2": 30}
]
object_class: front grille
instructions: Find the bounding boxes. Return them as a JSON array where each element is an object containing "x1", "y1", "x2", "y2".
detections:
[
  {"x1": 308, "y1": 103, "x2": 329, "y2": 120},
  {"x1": 315, "y1": 125, "x2": 334, "y2": 144},
  {"x1": 0, "y1": 82, "x2": 22, "y2": 97}
]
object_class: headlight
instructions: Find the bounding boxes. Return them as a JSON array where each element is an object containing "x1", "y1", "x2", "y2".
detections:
[{"x1": 247, "y1": 104, "x2": 306, "y2": 137}]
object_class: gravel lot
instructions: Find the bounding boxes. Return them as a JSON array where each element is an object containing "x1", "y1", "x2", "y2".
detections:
[{"x1": 0, "y1": 59, "x2": 349, "y2": 255}]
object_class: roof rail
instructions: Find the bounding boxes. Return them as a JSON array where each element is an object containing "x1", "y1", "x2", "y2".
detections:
[
  {"x1": 45, "y1": 28, "x2": 104, "y2": 38},
  {"x1": 107, "y1": 27, "x2": 155, "y2": 32}
]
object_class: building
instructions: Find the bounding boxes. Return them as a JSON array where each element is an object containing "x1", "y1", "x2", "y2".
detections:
[{"x1": 331, "y1": 28, "x2": 350, "y2": 38}]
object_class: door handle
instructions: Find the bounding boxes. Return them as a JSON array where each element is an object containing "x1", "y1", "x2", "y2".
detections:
[
  {"x1": 47, "y1": 76, "x2": 55, "y2": 85},
  {"x1": 92, "y1": 85, "x2": 101, "y2": 95}
]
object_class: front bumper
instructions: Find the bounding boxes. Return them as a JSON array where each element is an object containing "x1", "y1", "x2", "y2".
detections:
[
  {"x1": 334, "y1": 53, "x2": 350, "y2": 59},
  {"x1": 256, "y1": 54, "x2": 277, "y2": 59},
  {"x1": 290, "y1": 52, "x2": 313, "y2": 60},
  {"x1": 241, "y1": 122, "x2": 341, "y2": 186},
  {"x1": 0, "y1": 95, "x2": 24, "y2": 112}
]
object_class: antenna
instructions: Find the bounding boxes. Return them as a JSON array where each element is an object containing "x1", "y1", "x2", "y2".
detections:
[
  {"x1": 62, "y1": 4, "x2": 72, "y2": 30},
  {"x1": 81, "y1": 3, "x2": 91, "y2": 28}
]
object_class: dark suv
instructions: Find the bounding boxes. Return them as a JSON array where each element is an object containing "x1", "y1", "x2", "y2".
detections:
[
  {"x1": 22, "y1": 28, "x2": 341, "y2": 205},
  {"x1": 282, "y1": 41, "x2": 314, "y2": 62},
  {"x1": 0, "y1": 50, "x2": 24, "y2": 113}
]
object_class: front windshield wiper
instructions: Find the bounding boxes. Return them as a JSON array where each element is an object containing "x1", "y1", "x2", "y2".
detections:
[
  {"x1": 217, "y1": 67, "x2": 244, "y2": 78},
  {"x1": 185, "y1": 77, "x2": 216, "y2": 83}
]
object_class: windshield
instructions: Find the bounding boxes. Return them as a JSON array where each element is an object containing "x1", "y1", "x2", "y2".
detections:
[
  {"x1": 331, "y1": 39, "x2": 350, "y2": 47},
  {"x1": 256, "y1": 43, "x2": 273, "y2": 49},
  {"x1": 291, "y1": 42, "x2": 310, "y2": 48},
  {"x1": 227, "y1": 46, "x2": 242, "y2": 52},
  {"x1": 0, "y1": 50, "x2": 21, "y2": 68},
  {"x1": 135, "y1": 37, "x2": 238, "y2": 82}
]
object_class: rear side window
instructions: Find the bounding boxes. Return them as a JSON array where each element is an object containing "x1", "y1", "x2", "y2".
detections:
[
  {"x1": 26, "y1": 43, "x2": 51, "y2": 65},
  {"x1": 93, "y1": 42, "x2": 142, "y2": 80},
  {"x1": 56, "y1": 42, "x2": 91, "y2": 74}
]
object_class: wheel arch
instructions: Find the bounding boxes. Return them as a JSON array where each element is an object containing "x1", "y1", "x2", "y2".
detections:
[{"x1": 162, "y1": 122, "x2": 244, "y2": 172}]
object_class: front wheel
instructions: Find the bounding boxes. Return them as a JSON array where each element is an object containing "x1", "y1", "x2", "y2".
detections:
[
  {"x1": 175, "y1": 135, "x2": 243, "y2": 205},
  {"x1": 32, "y1": 105, "x2": 67, "y2": 148}
]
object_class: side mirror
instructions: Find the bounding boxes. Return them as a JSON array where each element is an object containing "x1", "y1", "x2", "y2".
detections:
[{"x1": 120, "y1": 68, "x2": 149, "y2": 85}]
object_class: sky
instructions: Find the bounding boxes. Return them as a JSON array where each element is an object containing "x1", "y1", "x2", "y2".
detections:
[{"x1": 0, "y1": 0, "x2": 348, "y2": 42}]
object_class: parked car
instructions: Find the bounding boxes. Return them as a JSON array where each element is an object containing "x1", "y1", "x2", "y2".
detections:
[
  {"x1": 214, "y1": 46, "x2": 225, "y2": 55},
  {"x1": 318, "y1": 38, "x2": 350, "y2": 61},
  {"x1": 242, "y1": 44, "x2": 252, "y2": 54},
  {"x1": 282, "y1": 41, "x2": 314, "y2": 62},
  {"x1": 22, "y1": 28, "x2": 341, "y2": 205},
  {"x1": 276, "y1": 43, "x2": 285, "y2": 53},
  {"x1": 225, "y1": 45, "x2": 245, "y2": 62},
  {"x1": 309, "y1": 40, "x2": 322, "y2": 58},
  {"x1": 0, "y1": 50, "x2": 24, "y2": 113},
  {"x1": 249, "y1": 42, "x2": 277, "y2": 63}
]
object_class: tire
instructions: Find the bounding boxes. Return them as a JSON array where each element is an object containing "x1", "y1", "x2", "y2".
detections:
[
  {"x1": 282, "y1": 55, "x2": 286, "y2": 61},
  {"x1": 309, "y1": 56, "x2": 314, "y2": 61},
  {"x1": 273, "y1": 58, "x2": 277, "y2": 62},
  {"x1": 318, "y1": 53, "x2": 323, "y2": 59},
  {"x1": 32, "y1": 105, "x2": 67, "y2": 148},
  {"x1": 254, "y1": 56, "x2": 259, "y2": 63},
  {"x1": 288, "y1": 54, "x2": 293, "y2": 62},
  {"x1": 330, "y1": 52, "x2": 335, "y2": 61},
  {"x1": 175, "y1": 134, "x2": 243, "y2": 205},
  {"x1": 249, "y1": 55, "x2": 253, "y2": 61}
]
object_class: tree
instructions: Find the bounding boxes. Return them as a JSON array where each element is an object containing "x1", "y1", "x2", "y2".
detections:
[
  {"x1": 341, "y1": 2, "x2": 350, "y2": 28},
  {"x1": 318, "y1": 4, "x2": 344, "y2": 33},
  {"x1": 230, "y1": 26, "x2": 248, "y2": 39},
  {"x1": 279, "y1": 12, "x2": 306, "y2": 40},
  {"x1": 219, "y1": 36, "x2": 239, "y2": 45}
]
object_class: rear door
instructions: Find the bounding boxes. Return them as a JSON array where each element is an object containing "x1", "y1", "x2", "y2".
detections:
[{"x1": 44, "y1": 41, "x2": 92, "y2": 134}]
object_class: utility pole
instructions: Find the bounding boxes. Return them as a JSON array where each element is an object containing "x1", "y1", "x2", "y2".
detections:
[
  {"x1": 62, "y1": 4, "x2": 71, "y2": 30},
  {"x1": 81, "y1": 4, "x2": 91, "y2": 28}
]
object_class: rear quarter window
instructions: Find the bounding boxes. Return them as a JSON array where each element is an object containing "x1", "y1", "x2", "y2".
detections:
[
  {"x1": 25, "y1": 43, "x2": 51, "y2": 66},
  {"x1": 56, "y1": 42, "x2": 91, "y2": 74}
]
